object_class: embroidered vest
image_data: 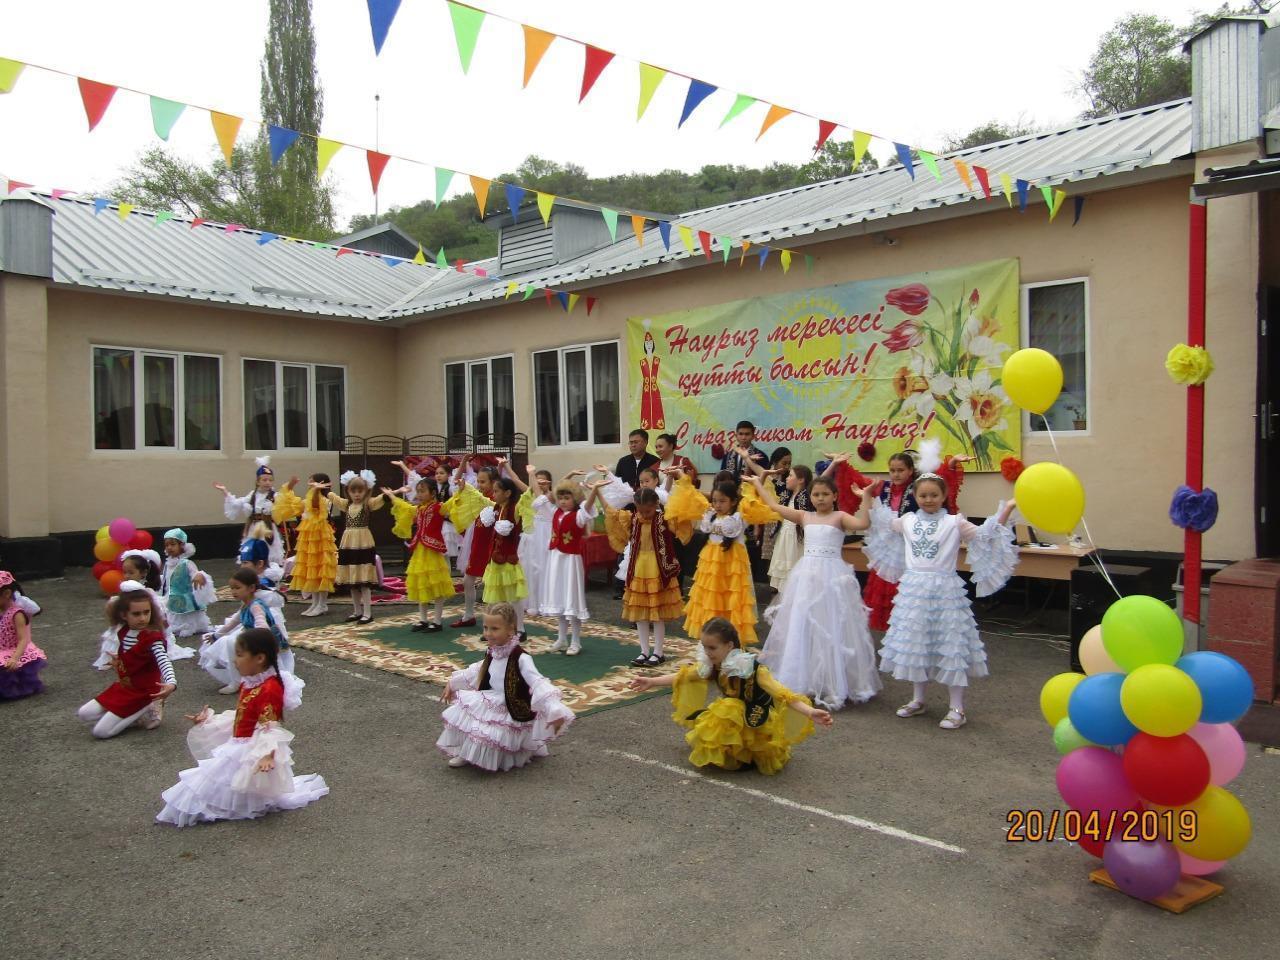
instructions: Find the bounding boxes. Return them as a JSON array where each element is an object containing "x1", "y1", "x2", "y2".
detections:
[
  {"x1": 408, "y1": 502, "x2": 447, "y2": 554},
  {"x1": 240, "y1": 599, "x2": 288, "y2": 649},
  {"x1": 721, "y1": 662, "x2": 773, "y2": 728},
  {"x1": 626, "y1": 509, "x2": 681, "y2": 583},
  {"x1": 550, "y1": 508, "x2": 585, "y2": 555},
  {"x1": 476, "y1": 645, "x2": 534, "y2": 722},
  {"x1": 233, "y1": 675, "x2": 284, "y2": 738},
  {"x1": 489, "y1": 501, "x2": 522, "y2": 565},
  {"x1": 165, "y1": 560, "x2": 196, "y2": 614},
  {"x1": 115, "y1": 628, "x2": 164, "y2": 691}
]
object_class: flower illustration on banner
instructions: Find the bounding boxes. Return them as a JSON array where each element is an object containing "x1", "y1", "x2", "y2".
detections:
[{"x1": 881, "y1": 281, "x2": 1013, "y2": 469}]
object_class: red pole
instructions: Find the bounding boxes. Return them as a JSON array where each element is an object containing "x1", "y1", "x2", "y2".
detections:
[{"x1": 1184, "y1": 199, "x2": 1208, "y2": 623}]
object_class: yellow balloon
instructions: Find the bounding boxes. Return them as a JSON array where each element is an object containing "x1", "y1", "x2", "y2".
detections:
[
  {"x1": 1002, "y1": 348, "x2": 1063, "y2": 415},
  {"x1": 93, "y1": 538, "x2": 122, "y2": 562},
  {"x1": 1078, "y1": 625, "x2": 1122, "y2": 675},
  {"x1": 1013, "y1": 462, "x2": 1085, "y2": 534},
  {"x1": 1120, "y1": 664, "x2": 1202, "y2": 736},
  {"x1": 1167, "y1": 787, "x2": 1252, "y2": 862},
  {"x1": 1039, "y1": 671, "x2": 1085, "y2": 727},
  {"x1": 95, "y1": 524, "x2": 110, "y2": 542}
]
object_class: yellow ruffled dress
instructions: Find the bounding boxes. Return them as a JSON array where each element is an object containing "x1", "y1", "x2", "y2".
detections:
[
  {"x1": 670, "y1": 654, "x2": 815, "y2": 775},
  {"x1": 605, "y1": 507, "x2": 684, "y2": 623},
  {"x1": 388, "y1": 495, "x2": 456, "y2": 603},
  {"x1": 273, "y1": 487, "x2": 337, "y2": 594}
]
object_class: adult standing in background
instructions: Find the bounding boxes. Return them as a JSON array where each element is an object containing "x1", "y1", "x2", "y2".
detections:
[
  {"x1": 719, "y1": 420, "x2": 769, "y2": 581},
  {"x1": 655, "y1": 432, "x2": 699, "y2": 598},
  {"x1": 611, "y1": 429, "x2": 661, "y2": 597}
]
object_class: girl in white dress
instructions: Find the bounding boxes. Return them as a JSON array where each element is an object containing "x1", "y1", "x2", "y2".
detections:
[
  {"x1": 215, "y1": 456, "x2": 285, "y2": 567},
  {"x1": 541, "y1": 479, "x2": 599, "y2": 655},
  {"x1": 755, "y1": 476, "x2": 882, "y2": 710},
  {"x1": 863, "y1": 472, "x2": 1018, "y2": 730}
]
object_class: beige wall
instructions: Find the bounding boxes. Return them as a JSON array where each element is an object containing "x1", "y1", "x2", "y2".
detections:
[
  {"x1": 43, "y1": 291, "x2": 398, "y2": 533},
  {"x1": 394, "y1": 175, "x2": 1259, "y2": 560},
  {"x1": 0, "y1": 276, "x2": 51, "y2": 537}
]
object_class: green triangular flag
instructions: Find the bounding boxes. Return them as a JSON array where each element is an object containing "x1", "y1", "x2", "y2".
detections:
[
  {"x1": 521, "y1": 285, "x2": 535, "y2": 301},
  {"x1": 0, "y1": 58, "x2": 25, "y2": 94},
  {"x1": 435, "y1": 168, "x2": 455, "y2": 204},
  {"x1": 149, "y1": 97, "x2": 186, "y2": 141},
  {"x1": 918, "y1": 150, "x2": 942, "y2": 181},
  {"x1": 719, "y1": 94, "x2": 756, "y2": 127},
  {"x1": 718, "y1": 235, "x2": 732, "y2": 264},
  {"x1": 601, "y1": 207, "x2": 619, "y2": 241},
  {"x1": 446, "y1": 1, "x2": 486, "y2": 73},
  {"x1": 154, "y1": 211, "x2": 175, "y2": 225},
  {"x1": 1040, "y1": 184, "x2": 1054, "y2": 216},
  {"x1": 436, "y1": 247, "x2": 447, "y2": 268}
]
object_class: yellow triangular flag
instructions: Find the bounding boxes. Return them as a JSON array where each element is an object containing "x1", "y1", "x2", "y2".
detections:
[
  {"x1": 117, "y1": 203, "x2": 135, "y2": 221},
  {"x1": 210, "y1": 112, "x2": 242, "y2": 165},
  {"x1": 851, "y1": 130, "x2": 872, "y2": 168},
  {"x1": 757, "y1": 104, "x2": 793, "y2": 140},
  {"x1": 505, "y1": 281, "x2": 519, "y2": 299},
  {"x1": 999, "y1": 173, "x2": 1014, "y2": 207},
  {"x1": 0, "y1": 58, "x2": 25, "y2": 94},
  {"x1": 631, "y1": 215, "x2": 646, "y2": 246},
  {"x1": 953, "y1": 159, "x2": 974, "y2": 192},
  {"x1": 536, "y1": 191, "x2": 555, "y2": 225},
  {"x1": 412, "y1": 245, "x2": 426, "y2": 265},
  {"x1": 470, "y1": 175, "x2": 491, "y2": 215},
  {"x1": 316, "y1": 138, "x2": 342, "y2": 178},
  {"x1": 521, "y1": 25, "x2": 555, "y2": 88},
  {"x1": 677, "y1": 225, "x2": 695, "y2": 254},
  {"x1": 780, "y1": 250, "x2": 792, "y2": 273},
  {"x1": 568, "y1": 293, "x2": 581, "y2": 313},
  {"x1": 1050, "y1": 189, "x2": 1067, "y2": 221},
  {"x1": 637, "y1": 63, "x2": 666, "y2": 120}
]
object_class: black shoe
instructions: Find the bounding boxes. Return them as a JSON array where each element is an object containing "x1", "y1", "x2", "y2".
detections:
[
  {"x1": 630, "y1": 654, "x2": 651, "y2": 667},
  {"x1": 344, "y1": 613, "x2": 361, "y2": 623},
  {"x1": 424, "y1": 622, "x2": 443, "y2": 633},
  {"x1": 612, "y1": 589, "x2": 625, "y2": 600},
  {"x1": 410, "y1": 622, "x2": 429, "y2": 632},
  {"x1": 357, "y1": 616, "x2": 373, "y2": 625},
  {"x1": 647, "y1": 653, "x2": 666, "y2": 666}
]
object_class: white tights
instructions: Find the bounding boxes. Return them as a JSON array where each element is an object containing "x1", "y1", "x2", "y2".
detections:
[
  {"x1": 557, "y1": 616, "x2": 582, "y2": 649},
  {"x1": 418, "y1": 600, "x2": 445, "y2": 626},
  {"x1": 303, "y1": 591, "x2": 330, "y2": 616},
  {"x1": 77, "y1": 700, "x2": 150, "y2": 739},
  {"x1": 912, "y1": 682, "x2": 966, "y2": 713},
  {"x1": 635, "y1": 621, "x2": 667, "y2": 656},
  {"x1": 351, "y1": 587, "x2": 373, "y2": 619},
  {"x1": 462, "y1": 576, "x2": 477, "y2": 620}
]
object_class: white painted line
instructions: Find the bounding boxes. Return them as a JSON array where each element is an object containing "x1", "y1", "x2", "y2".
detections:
[
  {"x1": 604, "y1": 749, "x2": 965, "y2": 855},
  {"x1": 294, "y1": 653, "x2": 441, "y2": 702}
]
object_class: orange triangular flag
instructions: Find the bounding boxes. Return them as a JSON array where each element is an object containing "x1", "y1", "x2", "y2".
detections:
[
  {"x1": 631, "y1": 215, "x2": 646, "y2": 246},
  {"x1": 521, "y1": 25, "x2": 555, "y2": 88},
  {"x1": 756, "y1": 104, "x2": 793, "y2": 140},
  {"x1": 470, "y1": 175, "x2": 491, "y2": 215},
  {"x1": 211, "y1": 112, "x2": 242, "y2": 165},
  {"x1": 953, "y1": 159, "x2": 974, "y2": 192}
]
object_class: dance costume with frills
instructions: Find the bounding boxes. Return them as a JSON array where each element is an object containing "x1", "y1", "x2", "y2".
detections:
[{"x1": 272, "y1": 488, "x2": 337, "y2": 594}]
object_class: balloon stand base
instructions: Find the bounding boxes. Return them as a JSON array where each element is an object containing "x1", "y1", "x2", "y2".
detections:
[{"x1": 1089, "y1": 869, "x2": 1224, "y2": 913}]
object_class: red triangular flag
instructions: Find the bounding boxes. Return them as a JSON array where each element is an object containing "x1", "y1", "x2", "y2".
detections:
[
  {"x1": 454, "y1": 259, "x2": 466, "y2": 273},
  {"x1": 586, "y1": 296, "x2": 597, "y2": 316},
  {"x1": 77, "y1": 78, "x2": 118, "y2": 131},
  {"x1": 336, "y1": 247, "x2": 357, "y2": 257},
  {"x1": 815, "y1": 120, "x2": 837, "y2": 152},
  {"x1": 50, "y1": 188, "x2": 72, "y2": 201},
  {"x1": 6, "y1": 179, "x2": 33, "y2": 194},
  {"x1": 367, "y1": 151, "x2": 391, "y2": 194},
  {"x1": 190, "y1": 218, "x2": 207, "y2": 229},
  {"x1": 697, "y1": 230, "x2": 713, "y2": 261},
  {"x1": 580, "y1": 45, "x2": 615, "y2": 102},
  {"x1": 972, "y1": 165, "x2": 993, "y2": 200},
  {"x1": 544, "y1": 288, "x2": 554, "y2": 305}
]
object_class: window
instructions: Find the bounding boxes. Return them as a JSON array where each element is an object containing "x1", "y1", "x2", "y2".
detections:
[
  {"x1": 243, "y1": 359, "x2": 346, "y2": 451},
  {"x1": 93, "y1": 346, "x2": 221, "y2": 451},
  {"x1": 1023, "y1": 280, "x2": 1089, "y2": 433},
  {"x1": 444, "y1": 355, "x2": 515, "y2": 444},
  {"x1": 532, "y1": 341, "x2": 620, "y2": 447}
]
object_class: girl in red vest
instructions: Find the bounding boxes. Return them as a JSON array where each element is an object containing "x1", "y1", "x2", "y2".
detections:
[
  {"x1": 478, "y1": 475, "x2": 528, "y2": 633},
  {"x1": 157, "y1": 627, "x2": 328, "y2": 826},
  {"x1": 542, "y1": 479, "x2": 600, "y2": 655},
  {"x1": 77, "y1": 588, "x2": 176, "y2": 738},
  {"x1": 438, "y1": 602, "x2": 574, "y2": 771},
  {"x1": 445, "y1": 459, "x2": 500, "y2": 628},
  {"x1": 385, "y1": 476, "x2": 457, "y2": 632}
]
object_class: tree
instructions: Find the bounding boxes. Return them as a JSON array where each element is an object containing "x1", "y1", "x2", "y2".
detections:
[
  {"x1": 1077, "y1": 13, "x2": 1190, "y2": 117},
  {"x1": 942, "y1": 120, "x2": 1038, "y2": 152},
  {"x1": 799, "y1": 140, "x2": 880, "y2": 183}
]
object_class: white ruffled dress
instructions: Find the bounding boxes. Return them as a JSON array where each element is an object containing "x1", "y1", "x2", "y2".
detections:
[
  {"x1": 156, "y1": 670, "x2": 326, "y2": 827},
  {"x1": 761, "y1": 523, "x2": 881, "y2": 709},
  {"x1": 161, "y1": 551, "x2": 218, "y2": 639},
  {"x1": 767, "y1": 518, "x2": 803, "y2": 590},
  {"x1": 863, "y1": 503, "x2": 1017, "y2": 687},
  {"x1": 198, "y1": 591, "x2": 292, "y2": 688},
  {"x1": 437, "y1": 641, "x2": 575, "y2": 771},
  {"x1": 520, "y1": 493, "x2": 557, "y2": 615}
]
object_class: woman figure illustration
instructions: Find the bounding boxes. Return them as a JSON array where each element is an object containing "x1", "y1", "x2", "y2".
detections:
[{"x1": 640, "y1": 320, "x2": 665, "y2": 431}]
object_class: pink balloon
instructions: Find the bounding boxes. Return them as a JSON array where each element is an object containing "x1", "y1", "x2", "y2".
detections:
[
  {"x1": 1056, "y1": 747, "x2": 1141, "y2": 814},
  {"x1": 108, "y1": 517, "x2": 136, "y2": 543},
  {"x1": 1187, "y1": 722, "x2": 1247, "y2": 786},
  {"x1": 1178, "y1": 850, "x2": 1226, "y2": 876}
]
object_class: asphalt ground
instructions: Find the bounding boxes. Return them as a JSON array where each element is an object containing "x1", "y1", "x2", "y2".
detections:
[{"x1": 2, "y1": 560, "x2": 1276, "y2": 960}]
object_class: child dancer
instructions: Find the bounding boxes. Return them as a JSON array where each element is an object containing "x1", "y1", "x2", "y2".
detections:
[
  {"x1": 331, "y1": 469, "x2": 387, "y2": 625},
  {"x1": 202, "y1": 569, "x2": 293, "y2": 694},
  {"x1": 666, "y1": 476, "x2": 777, "y2": 646},
  {"x1": 78, "y1": 588, "x2": 176, "y2": 738},
  {"x1": 603, "y1": 485, "x2": 685, "y2": 666},
  {"x1": 478, "y1": 472, "x2": 527, "y2": 634},
  {"x1": 273, "y1": 474, "x2": 338, "y2": 617},
  {"x1": 120, "y1": 548, "x2": 198, "y2": 662},
  {"x1": 766, "y1": 465, "x2": 814, "y2": 591},
  {"x1": 605, "y1": 467, "x2": 669, "y2": 598},
  {"x1": 157, "y1": 627, "x2": 327, "y2": 827},
  {"x1": 215, "y1": 456, "x2": 284, "y2": 566},
  {"x1": 437, "y1": 602, "x2": 574, "y2": 770},
  {"x1": 153, "y1": 530, "x2": 217, "y2": 639},
  {"x1": 239, "y1": 535, "x2": 284, "y2": 588},
  {"x1": 516, "y1": 465, "x2": 556, "y2": 617},
  {"x1": 447, "y1": 457, "x2": 498, "y2": 629},
  {"x1": 755, "y1": 476, "x2": 882, "y2": 709},
  {"x1": 541, "y1": 475, "x2": 595, "y2": 655},
  {"x1": 629, "y1": 617, "x2": 831, "y2": 774},
  {"x1": 384, "y1": 477, "x2": 456, "y2": 632},
  {"x1": 0, "y1": 570, "x2": 47, "y2": 699},
  {"x1": 863, "y1": 473, "x2": 1018, "y2": 729}
]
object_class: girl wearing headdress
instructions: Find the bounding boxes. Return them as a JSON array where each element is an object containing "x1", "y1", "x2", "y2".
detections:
[{"x1": 215, "y1": 456, "x2": 286, "y2": 567}]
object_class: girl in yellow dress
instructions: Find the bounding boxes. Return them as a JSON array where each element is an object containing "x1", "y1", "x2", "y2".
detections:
[
  {"x1": 665, "y1": 476, "x2": 778, "y2": 645},
  {"x1": 383, "y1": 477, "x2": 457, "y2": 632},
  {"x1": 273, "y1": 473, "x2": 338, "y2": 618},
  {"x1": 630, "y1": 617, "x2": 832, "y2": 774}
]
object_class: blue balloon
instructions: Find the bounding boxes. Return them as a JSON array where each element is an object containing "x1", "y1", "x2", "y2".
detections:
[
  {"x1": 1068, "y1": 673, "x2": 1139, "y2": 746},
  {"x1": 1175, "y1": 652, "x2": 1253, "y2": 724}
]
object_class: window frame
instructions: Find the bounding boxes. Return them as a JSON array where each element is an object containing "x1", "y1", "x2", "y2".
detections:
[
  {"x1": 90, "y1": 344, "x2": 223, "y2": 454},
  {"x1": 1019, "y1": 278, "x2": 1091, "y2": 438},
  {"x1": 530, "y1": 339, "x2": 621, "y2": 450},
  {"x1": 241, "y1": 357, "x2": 349, "y2": 453},
  {"x1": 443, "y1": 353, "x2": 517, "y2": 442}
]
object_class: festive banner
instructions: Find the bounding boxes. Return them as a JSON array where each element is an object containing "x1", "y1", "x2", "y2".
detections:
[{"x1": 627, "y1": 258, "x2": 1022, "y2": 472}]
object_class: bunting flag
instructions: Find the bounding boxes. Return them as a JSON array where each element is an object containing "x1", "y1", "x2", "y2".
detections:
[
  {"x1": 972, "y1": 165, "x2": 992, "y2": 199},
  {"x1": 851, "y1": 130, "x2": 872, "y2": 169},
  {"x1": 719, "y1": 236, "x2": 732, "y2": 264},
  {"x1": 536, "y1": 191, "x2": 555, "y2": 225},
  {"x1": 580, "y1": 45, "x2": 614, "y2": 101},
  {"x1": 918, "y1": 150, "x2": 942, "y2": 181},
  {"x1": 780, "y1": 250, "x2": 792, "y2": 273},
  {"x1": 0, "y1": 58, "x2": 25, "y2": 94},
  {"x1": 366, "y1": 0, "x2": 403, "y2": 55},
  {"x1": 697, "y1": 230, "x2": 713, "y2": 260},
  {"x1": 757, "y1": 246, "x2": 770, "y2": 269},
  {"x1": 1039, "y1": 184, "x2": 1054, "y2": 216},
  {"x1": 413, "y1": 245, "x2": 427, "y2": 264},
  {"x1": 568, "y1": 293, "x2": 580, "y2": 313},
  {"x1": 211, "y1": 112, "x2": 242, "y2": 164},
  {"x1": 556, "y1": 291, "x2": 570, "y2": 311},
  {"x1": 117, "y1": 203, "x2": 134, "y2": 221},
  {"x1": 505, "y1": 183, "x2": 525, "y2": 223},
  {"x1": 225, "y1": 224, "x2": 245, "y2": 233},
  {"x1": 268, "y1": 126, "x2": 301, "y2": 165},
  {"x1": 600, "y1": 207, "x2": 619, "y2": 241},
  {"x1": 454, "y1": 259, "x2": 466, "y2": 273},
  {"x1": 658, "y1": 220, "x2": 672, "y2": 251},
  {"x1": 894, "y1": 143, "x2": 914, "y2": 179},
  {"x1": 316, "y1": 138, "x2": 342, "y2": 177},
  {"x1": 720, "y1": 94, "x2": 756, "y2": 127},
  {"x1": 1051, "y1": 189, "x2": 1067, "y2": 222},
  {"x1": 154, "y1": 211, "x2": 175, "y2": 225},
  {"x1": 1016, "y1": 179, "x2": 1030, "y2": 211},
  {"x1": 149, "y1": 97, "x2": 185, "y2": 140},
  {"x1": 470, "y1": 175, "x2": 491, "y2": 214},
  {"x1": 804, "y1": 254, "x2": 815, "y2": 273},
  {"x1": 6, "y1": 179, "x2": 33, "y2": 194},
  {"x1": 447, "y1": 1, "x2": 486, "y2": 73},
  {"x1": 189, "y1": 216, "x2": 206, "y2": 228},
  {"x1": 637, "y1": 63, "x2": 666, "y2": 120},
  {"x1": 505, "y1": 281, "x2": 518, "y2": 299},
  {"x1": 544, "y1": 289, "x2": 554, "y2": 306},
  {"x1": 435, "y1": 167, "x2": 454, "y2": 204},
  {"x1": 257, "y1": 231, "x2": 280, "y2": 245},
  {"x1": 436, "y1": 247, "x2": 448, "y2": 268},
  {"x1": 739, "y1": 240, "x2": 752, "y2": 266},
  {"x1": 586, "y1": 296, "x2": 597, "y2": 315},
  {"x1": 631, "y1": 214, "x2": 645, "y2": 246},
  {"x1": 522, "y1": 25, "x2": 555, "y2": 87},
  {"x1": 77, "y1": 78, "x2": 117, "y2": 131},
  {"x1": 678, "y1": 79, "x2": 717, "y2": 128},
  {"x1": 677, "y1": 225, "x2": 695, "y2": 254},
  {"x1": 814, "y1": 120, "x2": 837, "y2": 153},
  {"x1": 1073, "y1": 196, "x2": 1086, "y2": 226},
  {"x1": 953, "y1": 159, "x2": 974, "y2": 192},
  {"x1": 522, "y1": 285, "x2": 535, "y2": 300},
  {"x1": 756, "y1": 104, "x2": 792, "y2": 140},
  {"x1": 93, "y1": 198, "x2": 110, "y2": 215},
  {"x1": 999, "y1": 173, "x2": 1014, "y2": 207},
  {"x1": 367, "y1": 150, "x2": 391, "y2": 193},
  {"x1": 336, "y1": 247, "x2": 357, "y2": 257}
]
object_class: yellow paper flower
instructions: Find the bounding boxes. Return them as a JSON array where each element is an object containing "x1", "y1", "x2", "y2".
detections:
[{"x1": 1165, "y1": 343, "x2": 1215, "y2": 386}]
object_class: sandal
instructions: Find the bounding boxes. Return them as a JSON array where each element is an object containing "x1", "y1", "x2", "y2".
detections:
[
  {"x1": 939, "y1": 709, "x2": 967, "y2": 730},
  {"x1": 896, "y1": 700, "x2": 926, "y2": 718}
]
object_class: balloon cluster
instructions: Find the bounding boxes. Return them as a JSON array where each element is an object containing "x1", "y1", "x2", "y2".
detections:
[
  {"x1": 90, "y1": 517, "x2": 152, "y2": 596},
  {"x1": 1040, "y1": 596, "x2": 1254, "y2": 900}
]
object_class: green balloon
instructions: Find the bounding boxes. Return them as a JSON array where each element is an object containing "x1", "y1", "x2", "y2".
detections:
[
  {"x1": 1053, "y1": 717, "x2": 1095, "y2": 754},
  {"x1": 1101, "y1": 595, "x2": 1183, "y2": 672}
]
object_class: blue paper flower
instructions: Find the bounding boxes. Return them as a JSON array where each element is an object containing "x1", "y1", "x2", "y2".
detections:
[{"x1": 1169, "y1": 485, "x2": 1219, "y2": 533}]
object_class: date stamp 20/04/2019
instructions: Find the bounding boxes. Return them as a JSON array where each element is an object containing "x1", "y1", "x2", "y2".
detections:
[{"x1": 1006, "y1": 808, "x2": 1198, "y2": 844}]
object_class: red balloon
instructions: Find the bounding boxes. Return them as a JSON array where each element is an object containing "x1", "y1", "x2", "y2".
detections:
[
  {"x1": 99, "y1": 570, "x2": 124, "y2": 596},
  {"x1": 91, "y1": 560, "x2": 113, "y2": 580},
  {"x1": 1122, "y1": 732, "x2": 1211, "y2": 806},
  {"x1": 130, "y1": 530, "x2": 153, "y2": 550}
]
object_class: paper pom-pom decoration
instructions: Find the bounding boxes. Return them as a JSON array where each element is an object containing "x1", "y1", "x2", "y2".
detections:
[
  {"x1": 1170, "y1": 485, "x2": 1219, "y2": 533},
  {"x1": 1000, "y1": 456, "x2": 1025, "y2": 482},
  {"x1": 857, "y1": 441, "x2": 876, "y2": 462},
  {"x1": 1166, "y1": 344, "x2": 1214, "y2": 386}
]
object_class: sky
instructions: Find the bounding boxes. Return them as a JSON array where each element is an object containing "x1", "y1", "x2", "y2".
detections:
[{"x1": 0, "y1": 0, "x2": 1219, "y2": 231}]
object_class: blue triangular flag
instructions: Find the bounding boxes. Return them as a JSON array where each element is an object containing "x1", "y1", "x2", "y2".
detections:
[
  {"x1": 894, "y1": 143, "x2": 915, "y2": 179},
  {"x1": 678, "y1": 79, "x2": 718, "y2": 128},
  {"x1": 505, "y1": 183, "x2": 526, "y2": 224},
  {"x1": 366, "y1": 0, "x2": 402, "y2": 55},
  {"x1": 658, "y1": 220, "x2": 672, "y2": 251},
  {"x1": 268, "y1": 125, "x2": 301, "y2": 165},
  {"x1": 757, "y1": 246, "x2": 771, "y2": 269},
  {"x1": 1016, "y1": 179, "x2": 1030, "y2": 212},
  {"x1": 384, "y1": 256, "x2": 403, "y2": 267},
  {"x1": 1073, "y1": 196, "x2": 1085, "y2": 226},
  {"x1": 257, "y1": 232, "x2": 279, "y2": 246},
  {"x1": 93, "y1": 197, "x2": 110, "y2": 215},
  {"x1": 556, "y1": 291, "x2": 569, "y2": 311}
]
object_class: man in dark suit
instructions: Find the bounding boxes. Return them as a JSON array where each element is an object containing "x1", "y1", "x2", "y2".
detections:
[
  {"x1": 611, "y1": 429, "x2": 660, "y2": 597},
  {"x1": 719, "y1": 420, "x2": 769, "y2": 581}
]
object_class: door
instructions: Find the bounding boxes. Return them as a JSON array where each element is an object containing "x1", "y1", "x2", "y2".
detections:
[{"x1": 1259, "y1": 287, "x2": 1280, "y2": 557}]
